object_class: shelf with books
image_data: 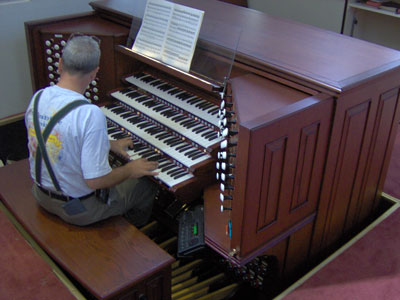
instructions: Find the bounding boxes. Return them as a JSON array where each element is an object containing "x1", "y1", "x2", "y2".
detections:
[{"x1": 349, "y1": 2, "x2": 400, "y2": 19}]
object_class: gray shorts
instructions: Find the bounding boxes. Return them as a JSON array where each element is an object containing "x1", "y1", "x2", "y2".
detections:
[{"x1": 33, "y1": 177, "x2": 158, "y2": 227}]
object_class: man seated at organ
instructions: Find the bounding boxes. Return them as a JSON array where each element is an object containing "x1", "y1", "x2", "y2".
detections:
[{"x1": 24, "y1": 33, "x2": 159, "y2": 227}]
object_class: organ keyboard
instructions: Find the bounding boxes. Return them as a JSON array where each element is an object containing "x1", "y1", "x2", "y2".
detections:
[
  {"x1": 107, "y1": 125, "x2": 195, "y2": 188},
  {"x1": 124, "y1": 73, "x2": 222, "y2": 128},
  {"x1": 110, "y1": 84, "x2": 223, "y2": 150},
  {"x1": 103, "y1": 64, "x2": 224, "y2": 199},
  {"x1": 101, "y1": 103, "x2": 212, "y2": 169}
]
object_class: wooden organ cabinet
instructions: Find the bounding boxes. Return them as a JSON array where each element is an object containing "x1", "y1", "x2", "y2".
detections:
[{"x1": 25, "y1": 0, "x2": 400, "y2": 297}]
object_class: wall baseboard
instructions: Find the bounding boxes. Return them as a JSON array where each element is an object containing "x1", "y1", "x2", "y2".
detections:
[{"x1": 0, "y1": 113, "x2": 25, "y2": 127}]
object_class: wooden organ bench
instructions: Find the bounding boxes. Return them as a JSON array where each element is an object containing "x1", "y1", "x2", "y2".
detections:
[{"x1": 0, "y1": 159, "x2": 174, "y2": 300}]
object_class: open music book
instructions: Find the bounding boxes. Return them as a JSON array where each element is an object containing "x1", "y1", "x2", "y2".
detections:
[{"x1": 132, "y1": 0, "x2": 204, "y2": 72}]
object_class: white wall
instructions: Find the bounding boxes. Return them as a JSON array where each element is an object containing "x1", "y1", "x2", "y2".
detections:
[
  {"x1": 0, "y1": 0, "x2": 92, "y2": 121},
  {"x1": 248, "y1": 0, "x2": 400, "y2": 51},
  {"x1": 248, "y1": 0, "x2": 346, "y2": 33}
]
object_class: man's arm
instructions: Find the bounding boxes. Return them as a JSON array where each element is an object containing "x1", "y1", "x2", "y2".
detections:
[{"x1": 85, "y1": 158, "x2": 159, "y2": 190}]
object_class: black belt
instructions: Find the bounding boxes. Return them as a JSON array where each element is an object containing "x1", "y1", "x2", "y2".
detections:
[{"x1": 37, "y1": 185, "x2": 95, "y2": 202}]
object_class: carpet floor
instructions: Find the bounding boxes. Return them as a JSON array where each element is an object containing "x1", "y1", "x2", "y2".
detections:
[{"x1": 0, "y1": 205, "x2": 76, "y2": 300}]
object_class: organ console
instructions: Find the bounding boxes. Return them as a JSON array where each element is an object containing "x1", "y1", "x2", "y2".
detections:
[{"x1": 25, "y1": 0, "x2": 400, "y2": 298}]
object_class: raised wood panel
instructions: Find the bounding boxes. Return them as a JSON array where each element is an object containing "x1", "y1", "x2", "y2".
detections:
[
  {"x1": 239, "y1": 97, "x2": 333, "y2": 258},
  {"x1": 290, "y1": 122, "x2": 320, "y2": 211},
  {"x1": 324, "y1": 100, "x2": 372, "y2": 245},
  {"x1": 145, "y1": 270, "x2": 171, "y2": 300},
  {"x1": 284, "y1": 222, "x2": 314, "y2": 279},
  {"x1": 262, "y1": 238, "x2": 288, "y2": 278},
  {"x1": 311, "y1": 71, "x2": 400, "y2": 258},
  {"x1": 357, "y1": 87, "x2": 400, "y2": 224},
  {"x1": 258, "y1": 137, "x2": 287, "y2": 230}
]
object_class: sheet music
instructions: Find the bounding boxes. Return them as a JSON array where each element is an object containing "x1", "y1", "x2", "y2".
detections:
[
  {"x1": 132, "y1": 0, "x2": 173, "y2": 60},
  {"x1": 132, "y1": 0, "x2": 204, "y2": 72}
]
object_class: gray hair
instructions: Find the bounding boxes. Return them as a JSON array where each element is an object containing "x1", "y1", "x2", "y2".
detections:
[{"x1": 61, "y1": 35, "x2": 101, "y2": 75}]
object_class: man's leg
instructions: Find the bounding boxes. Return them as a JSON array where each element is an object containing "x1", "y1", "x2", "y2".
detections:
[{"x1": 110, "y1": 177, "x2": 158, "y2": 227}]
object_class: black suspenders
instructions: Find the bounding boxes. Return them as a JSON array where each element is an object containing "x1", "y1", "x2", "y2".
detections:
[{"x1": 32, "y1": 90, "x2": 90, "y2": 192}]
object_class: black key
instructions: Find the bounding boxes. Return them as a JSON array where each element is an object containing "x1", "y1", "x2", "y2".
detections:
[
  {"x1": 136, "y1": 149, "x2": 152, "y2": 156},
  {"x1": 136, "y1": 95, "x2": 151, "y2": 103},
  {"x1": 207, "y1": 133, "x2": 219, "y2": 141},
  {"x1": 176, "y1": 143, "x2": 190, "y2": 151},
  {"x1": 184, "y1": 149, "x2": 201, "y2": 157},
  {"x1": 132, "y1": 144, "x2": 147, "y2": 151},
  {"x1": 137, "y1": 122, "x2": 153, "y2": 129},
  {"x1": 168, "y1": 168, "x2": 184, "y2": 177},
  {"x1": 158, "y1": 161, "x2": 172, "y2": 169},
  {"x1": 201, "y1": 130, "x2": 215, "y2": 137},
  {"x1": 180, "y1": 119, "x2": 194, "y2": 126},
  {"x1": 142, "y1": 151, "x2": 158, "y2": 158},
  {"x1": 161, "y1": 164, "x2": 176, "y2": 172},
  {"x1": 112, "y1": 132, "x2": 129, "y2": 139},
  {"x1": 120, "y1": 112, "x2": 133, "y2": 118},
  {"x1": 196, "y1": 101, "x2": 212, "y2": 109},
  {"x1": 177, "y1": 92, "x2": 192, "y2": 100},
  {"x1": 170, "y1": 140, "x2": 185, "y2": 147},
  {"x1": 172, "y1": 115, "x2": 187, "y2": 122},
  {"x1": 111, "y1": 107, "x2": 126, "y2": 114},
  {"x1": 178, "y1": 145, "x2": 193, "y2": 152},
  {"x1": 141, "y1": 75, "x2": 156, "y2": 83},
  {"x1": 125, "y1": 91, "x2": 142, "y2": 98},
  {"x1": 108, "y1": 127, "x2": 120, "y2": 134},
  {"x1": 187, "y1": 97, "x2": 203, "y2": 104},
  {"x1": 128, "y1": 117, "x2": 144, "y2": 124},
  {"x1": 166, "y1": 167, "x2": 181, "y2": 176},
  {"x1": 200, "y1": 102, "x2": 214, "y2": 111},
  {"x1": 161, "y1": 109, "x2": 175, "y2": 117},
  {"x1": 193, "y1": 126, "x2": 208, "y2": 134},
  {"x1": 183, "y1": 121, "x2": 198, "y2": 128},
  {"x1": 203, "y1": 131, "x2": 217, "y2": 139},
  {"x1": 158, "y1": 83, "x2": 174, "y2": 91},
  {"x1": 208, "y1": 107, "x2": 219, "y2": 114},
  {"x1": 119, "y1": 88, "x2": 131, "y2": 94},
  {"x1": 191, "y1": 152, "x2": 208, "y2": 160},
  {"x1": 164, "y1": 137, "x2": 180, "y2": 145},
  {"x1": 148, "y1": 154, "x2": 163, "y2": 161},
  {"x1": 168, "y1": 88, "x2": 182, "y2": 95},
  {"x1": 150, "y1": 79, "x2": 163, "y2": 86},
  {"x1": 173, "y1": 171, "x2": 188, "y2": 179}
]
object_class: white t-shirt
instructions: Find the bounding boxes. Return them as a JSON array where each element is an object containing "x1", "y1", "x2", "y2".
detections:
[{"x1": 25, "y1": 85, "x2": 112, "y2": 197}]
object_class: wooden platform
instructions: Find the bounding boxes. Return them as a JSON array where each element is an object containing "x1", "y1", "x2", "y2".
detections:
[{"x1": 0, "y1": 159, "x2": 175, "y2": 299}]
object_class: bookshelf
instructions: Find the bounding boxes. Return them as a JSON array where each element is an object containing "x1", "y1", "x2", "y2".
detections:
[
  {"x1": 349, "y1": 2, "x2": 400, "y2": 19},
  {"x1": 345, "y1": 1, "x2": 400, "y2": 38}
]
